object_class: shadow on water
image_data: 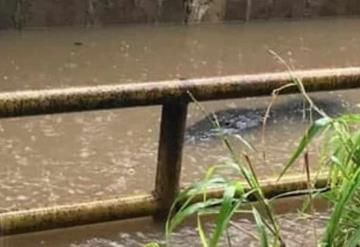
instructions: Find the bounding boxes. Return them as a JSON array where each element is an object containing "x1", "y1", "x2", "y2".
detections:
[{"x1": 185, "y1": 96, "x2": 344, "y2": 143}]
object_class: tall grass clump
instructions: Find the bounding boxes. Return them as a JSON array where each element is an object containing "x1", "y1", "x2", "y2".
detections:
[
  {"x1": 164, "y1": 90, "x2": 284, "y2": 247},
  {"x1": 285, "y1": 111, "x2": 360, "y2": 247},
  {"x1": 271, "y1": 52, "x2": 360, "y2": 247},
  {"x1": 150, "y1": 57, "x2": 360, "y2": 247}
]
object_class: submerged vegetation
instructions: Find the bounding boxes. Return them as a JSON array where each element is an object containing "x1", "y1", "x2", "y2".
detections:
[{"x1": 147, "y1": 60, "x2": 360, "y2": 246}]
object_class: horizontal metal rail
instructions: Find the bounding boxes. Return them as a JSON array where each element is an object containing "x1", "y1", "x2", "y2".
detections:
[
  {"x1": 0, "y1": 67, "x2": 359, "y2": 236},
  {"x1": 0, "y1": 67, "x2": 359, "y2": 118},
  {"x1": 0, "y1": 174, "x2": 328, "y2": 235}
]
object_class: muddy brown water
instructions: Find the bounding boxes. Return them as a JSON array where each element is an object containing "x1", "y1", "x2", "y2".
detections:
[{"x1": 0, "y1": 17, "x2": 360, "y2": 246}]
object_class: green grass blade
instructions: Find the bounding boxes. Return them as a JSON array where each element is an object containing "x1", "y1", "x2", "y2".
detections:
[
  {"x1": 209, "y1": 183, "x2": 240, "y2": 247},
  {"x1": 321, "y1": 168, "x2": 360, "y2": 246},
  {"x1": 234, "y1": 134, "x2": 257, "y2": 152},
  {"x1": 197, "y1": 214, "x2": 209, "y2": 247},
  {"x1": 345, "y1": 225, "x2": 360, "y2": 247},
  {"x1": 168, "y1": 199, "x2": 224, "y2": 234},
  {"x1": 330, "y1": 155, "x2": 350, "y2": 180},
  {"x1": 252, "y1": 207, "x2": 270, "y2": 247},
  {"x1": 278, "y1": 117, "x2": 332, "y2": 180},
  {"x1": 337, "y1": 114, "x2": 360, "y2": 123},
  {"x1": 144, "y1": 243, "x2": 160, "y2": 247}
]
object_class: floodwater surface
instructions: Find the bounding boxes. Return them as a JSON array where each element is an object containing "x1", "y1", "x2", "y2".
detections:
[{"x1": 0, "y1": 17, "x2": 360, "y2": 246}]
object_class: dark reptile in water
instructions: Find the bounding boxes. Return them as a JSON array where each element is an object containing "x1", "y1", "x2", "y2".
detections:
[{"x1": 185, "y1": 96, "x2": 345, "y2": 142}]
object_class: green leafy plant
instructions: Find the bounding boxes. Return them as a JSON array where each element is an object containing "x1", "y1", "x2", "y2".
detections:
[
  {"x1": 152, "y1": 57, "x2": 360, "y2": 246},
  {"x1": 270, "y1": 51, "x2": 360, "y2": 246},
  {"x1": 163, "y1": 91, "x2": 285, "y2": 247}
]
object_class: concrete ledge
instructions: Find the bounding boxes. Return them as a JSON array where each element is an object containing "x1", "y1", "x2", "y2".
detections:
[{"x1": 0, "y1": 0, "x2": 360, "y2": 29}]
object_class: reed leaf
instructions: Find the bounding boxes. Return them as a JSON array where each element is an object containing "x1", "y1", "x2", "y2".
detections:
[
  {"x1": 345, "y1": 225, "x2": 360, "y2": 247},
  {"x1": 197, "y1": 214, "x2": 209, "y2": 247},
  {"x1": 209, "y1": 183, "x2": 241, "y2": 247},
  {"x1": 252, "y1": 207, "x2": 269, "y2": 247},
  {"x1": 278, "y1": 117, "x2": 332, "y2": 180},
  {"x1": 321, "y1": 168, "x2": 360, "y2": 246}
]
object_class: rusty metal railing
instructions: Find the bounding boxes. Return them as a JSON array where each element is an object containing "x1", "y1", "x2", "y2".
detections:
[{"x1": 0, "y1": 67, "x2": 360, "y2": 235}]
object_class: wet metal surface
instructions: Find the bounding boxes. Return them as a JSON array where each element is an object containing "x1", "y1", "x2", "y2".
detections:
[{"x1": 0, "y1": 196, "x2": 329, "y2": 247}]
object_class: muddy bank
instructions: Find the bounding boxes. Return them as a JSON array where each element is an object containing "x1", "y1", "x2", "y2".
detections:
[{"x1": 0, "y1": 0, "x2": 360, "y2": 29}]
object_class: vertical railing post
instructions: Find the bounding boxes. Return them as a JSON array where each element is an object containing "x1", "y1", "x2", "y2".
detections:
[{"x1": 154, "y1": 99, "x2": 188, "y2": 218}]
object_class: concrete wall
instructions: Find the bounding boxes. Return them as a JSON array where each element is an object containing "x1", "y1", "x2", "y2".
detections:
[{"x1": 0, "y1": 0, "x2": 359, "y2": 29}]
